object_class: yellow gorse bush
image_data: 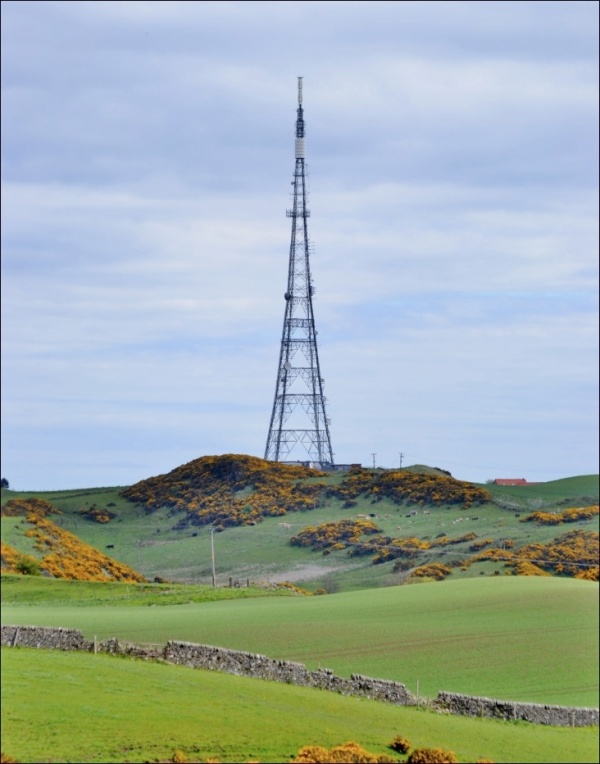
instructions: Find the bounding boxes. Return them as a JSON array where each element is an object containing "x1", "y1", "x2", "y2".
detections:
[
  {"x1": 1, "y1": 498, "x2": 145, "y2": 583},
  {"x1": 521, "y1": 506, "x2": 599, "y2": 526},
  {"x1": 120, "y1": 456, "x2": 491, "y2": 530}
]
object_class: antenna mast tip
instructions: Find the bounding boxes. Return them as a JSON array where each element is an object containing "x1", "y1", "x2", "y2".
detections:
[{"x1": 297, "y1": 76, "x2": 303, "y2": 105}]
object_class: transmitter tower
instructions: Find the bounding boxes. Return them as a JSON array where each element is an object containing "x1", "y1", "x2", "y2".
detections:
[{"x1": 264, "y1": 78, "x2": 334, "y2": 467}]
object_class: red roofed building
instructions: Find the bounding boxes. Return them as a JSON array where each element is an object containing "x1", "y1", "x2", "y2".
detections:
[{"x1": 493, "y1": 478, "x2": 528, "y2": 486}]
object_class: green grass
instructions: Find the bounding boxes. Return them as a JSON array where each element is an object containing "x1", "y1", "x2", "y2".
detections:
[
  {"x1": 2, "y1": 472, "x2": 598, "y2": 764},
  {"x1": 0, "y1": 574, "x2": 298, "y2": 607},
  {"x1": 2, "y1": 647, "x2": 597, "y2": 764},
  {"x1": 3, "y1": 575, "x2": 598, "y2": 707},
  {"x1": 486, "y1": 475, "x2": 600, "y2": 505},
  {"x1": 3, "y1": 473, "x2": 598, "y2": 589}
]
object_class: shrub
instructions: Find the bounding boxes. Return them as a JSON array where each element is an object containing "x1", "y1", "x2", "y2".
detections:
[
  {"x1": 389, "y1": 735, "x2": 411, "y2": 753},
  {"x1": 411, "y1": 563, "x2": 452, "y2": 581},
  {"x1": 407, "y1": 748, "x2": 457, "y2": 764},
  {"x1": 330, "y1": 742, "x2": 380, "y2": 762},
  {"x1": 293, "y1": 746, "x2": 333, "y2": 763},
  {"x1": 293, "y1": 742, "x2": 383, "y2": 763},
  {"x1": 171, "y1": 751, "x2": 189, "y2": 763},
  {"x1": 512, "y1": 560, "x2": 550, "y2": 577},
  {"x1": 14, "y1": 555, "x2": 41, "y2": 576},
  {"x1": 575, "y1": 565, "x2": 599, "y2": 581}
]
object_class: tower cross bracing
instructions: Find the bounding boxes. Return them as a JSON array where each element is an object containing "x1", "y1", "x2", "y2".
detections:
[{"x1": 264, "y1": 78, "x2": 334, "y2": 467}]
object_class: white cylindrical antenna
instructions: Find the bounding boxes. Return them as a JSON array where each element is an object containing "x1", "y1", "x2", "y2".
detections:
[{"x1": 297, "y1": 76, "x2": 303, "y2": 105}]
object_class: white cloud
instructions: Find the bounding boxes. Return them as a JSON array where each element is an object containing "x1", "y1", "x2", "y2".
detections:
[{"x1": 1, "y1": 0, "x2": 598, "y2": 489}]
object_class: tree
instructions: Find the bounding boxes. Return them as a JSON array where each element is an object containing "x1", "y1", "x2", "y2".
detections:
[{"x1": 0, "y1": 478, "x2": 8, "y2": 489}]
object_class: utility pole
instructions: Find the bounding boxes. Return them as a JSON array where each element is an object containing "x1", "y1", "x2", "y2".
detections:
[
  {"x1": 399, "y1": 452, "x2": 404, "y2": 468},
  {"x1": 264, "y1": 77, "x2": 334, "y2": 467},
  {"x1": 372, "y1": 453, "x2": 377, "y2": 469},
  {"x1": 210, "y1": 527, "x2": 216, "y2": 588}
]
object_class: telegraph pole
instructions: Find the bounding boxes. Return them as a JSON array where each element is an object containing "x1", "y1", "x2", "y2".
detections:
[
  {"x1": 399, "y1": 452, "x2": 404, "y2": 468},
  {"x1": 210, "y1": 527, "x2": 216, "y2": 588},
  {"x1": 372, "y1": 453, "x2": 377, "y2": 469}
]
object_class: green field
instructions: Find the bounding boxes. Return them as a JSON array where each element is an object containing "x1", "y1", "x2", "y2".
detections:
[
  {"x1": 3, "y1": 575, "x2": 598, "y2": 707},
  {"x1": 2, "y1": 468, "x2": 599, "y2": 763},
  {"x1": 2, "y1": 649, "x2": 598, "y2": 764},
  {"x1": 2, "y1": 648, "x2": 598, "y2": 764}
]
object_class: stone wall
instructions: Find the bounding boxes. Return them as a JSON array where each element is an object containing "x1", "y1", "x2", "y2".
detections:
[
  {"x1": 0, "y1": 625, "x2": 161, "y2": 658},
  {"x1": 164, "y1": 640, "x2": 415, "y2": 705},
  {"x1": 436, "y1": 691, "x2": 599, "y2": 727},
  {"x1": 2, "y1": 625, "x2": 597, "y2": 727},
  {"x1": 1, "y1": 624, "x2": 92, "y2": 651}
]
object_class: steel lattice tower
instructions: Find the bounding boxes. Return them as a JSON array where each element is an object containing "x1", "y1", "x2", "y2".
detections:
[{"x1": 264, "y1": 78, "x2": 334, "y2": 467}]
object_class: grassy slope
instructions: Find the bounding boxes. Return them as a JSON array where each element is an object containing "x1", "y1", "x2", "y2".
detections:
[
  {"x1": 0, "y1": 574, "x2": 299, "y2": 606},
  {"x1": 3, "y1": 575, "x2": 598, "y2": 707},
  {"x1": 2, "y1": 472, "x2": 598, "y2": 588},
  {"x1": 2, "y1": 648, "x2": 597, "y2": 764}
]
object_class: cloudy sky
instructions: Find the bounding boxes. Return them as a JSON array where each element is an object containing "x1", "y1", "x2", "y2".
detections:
[{"x1": 1, "y1": 0, "x2": 598, "y2": 491}]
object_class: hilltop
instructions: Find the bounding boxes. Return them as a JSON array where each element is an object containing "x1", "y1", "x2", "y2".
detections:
[{"x1": 1, "y1": 455, "x2": 598, "y2": 589}]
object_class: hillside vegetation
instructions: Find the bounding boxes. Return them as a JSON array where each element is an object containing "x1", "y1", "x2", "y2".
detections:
[
  {"x1": 1, "y1": 455, "x2": 598, "y2": 589},
  {"x1": 1, "y1": 498, "x2": 144, "y2": 583},
  {"x1": 120, "y1": 454, "x2": 491, "y2": 527}
]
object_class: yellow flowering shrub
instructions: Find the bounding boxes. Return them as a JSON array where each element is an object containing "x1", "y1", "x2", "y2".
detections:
[
  {"x1": 290, "y1": 519, "x2": 381, "y2": 551},
  {"x1": 1, "y1": 497, "x2": 58, "y2": 518},
  {"x1": 408, "y1": 748, "x2": 457, "y2": 764},
  {"x1": 121, "y1": 456, "x2": 491, "y2": 530},
  {"x1": 410, "y1": 563, "x2": 452, "y2": 581},
  {"x1": 2, "y1": 498, "x2": 145, "y2": 583},
  {"x1": 292, "y1": 742, "x2": 390, "y2": 763},
  {"x1": 521, "y1": 506, "x2": 599, "y2": 525}
]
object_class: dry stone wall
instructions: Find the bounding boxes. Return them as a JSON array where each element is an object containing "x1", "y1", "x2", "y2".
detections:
[
  {"x1": 2, "y1": 625, "x2": 92, "y2": 651},
  {"x1": 2, "y1": 625, "x2": 598, "y2": 727},
  {"x1": 436, "y1": 691, "x2": 599, "y2": 727},
  {"x1": 164, "y1": 640, "x2": 415, "y2": 704}
]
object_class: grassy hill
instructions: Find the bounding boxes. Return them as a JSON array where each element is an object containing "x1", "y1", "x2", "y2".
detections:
[
  {"x1": 1, "y1": 456, "x2": 598, "y2": 590},
  {"x1": 1, "y1": 454, "x2": 598, "y2": 763}
]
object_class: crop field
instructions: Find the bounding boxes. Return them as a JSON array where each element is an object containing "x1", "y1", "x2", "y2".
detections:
[
  {"x1": 3, "y1": 575, "x2": 598, "y2": 707},
  {"x1": 2, "y1": 647, "x2": 598, "y2": 764}
]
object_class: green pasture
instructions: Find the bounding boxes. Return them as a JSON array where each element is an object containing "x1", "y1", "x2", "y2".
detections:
[
  {"x1": 485, "y1": 475, "x2": 599, "y2": 506},
  {"x1": 2, "y1": 472, "x2": 598, "y2": 588},
  {"x1": 3, "y1": 575, "x2": 598, "y2": 707},
  {"x1": 0, "y1": 574, "x2": 298, "y2": 607},
  {"x1": 2, "y1": 648, "x2": 598, "y2": 764}
]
